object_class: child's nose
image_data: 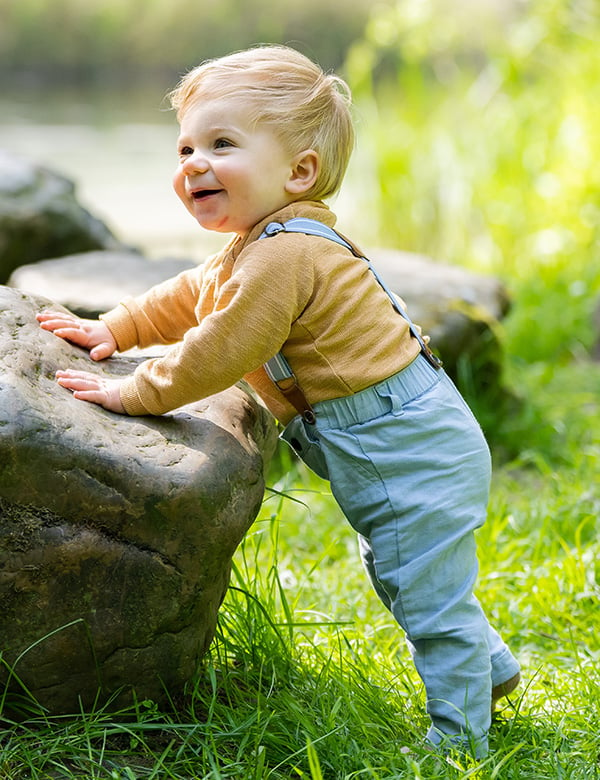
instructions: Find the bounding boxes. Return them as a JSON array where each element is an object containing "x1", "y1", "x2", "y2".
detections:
[{"x1": 182, "y1": 151, "x2": 210, "y2": 175}]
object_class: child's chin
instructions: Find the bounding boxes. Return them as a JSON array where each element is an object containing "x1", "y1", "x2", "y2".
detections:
[{"x1": 196, "y1": 218, "x2": 235, "y2": 234}]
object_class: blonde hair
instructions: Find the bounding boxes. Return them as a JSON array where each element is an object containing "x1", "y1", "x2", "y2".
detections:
[{"x1": 168, "y1": 45, "x2": 355, "y2": 201}]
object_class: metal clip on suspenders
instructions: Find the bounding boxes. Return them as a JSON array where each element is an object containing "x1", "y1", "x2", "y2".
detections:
[
  {"x1": 262, "y1": 349, "x2": 317, "y2": 425},
  {"x1": 259, "y1": 217, "x2": 443, "y2": 425}
]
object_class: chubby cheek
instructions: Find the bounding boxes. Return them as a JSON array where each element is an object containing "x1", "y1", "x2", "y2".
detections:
[{"x1": 172, "y1": 170, "x2": 193, "y2": 214}]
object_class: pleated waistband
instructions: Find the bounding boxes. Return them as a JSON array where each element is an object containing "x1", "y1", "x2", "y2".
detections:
[{"x1": 313, "y1": 354, "x2": 442, "y2": 429}]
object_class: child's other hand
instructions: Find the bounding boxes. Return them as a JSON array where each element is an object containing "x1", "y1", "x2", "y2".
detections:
[
  {"x1": 55, "y1": 370, "x2": 126, "y2": 414},
  {"x1": 37, "y1": 310, "x2": 117, "y2": 361}
]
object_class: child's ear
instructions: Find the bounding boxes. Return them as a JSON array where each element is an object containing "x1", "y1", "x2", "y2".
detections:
[{"x1": 285, "y1": 150, "x2": 319, "y2": 195}]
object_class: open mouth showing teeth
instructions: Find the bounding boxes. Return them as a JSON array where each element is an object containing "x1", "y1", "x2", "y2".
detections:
[{"x1": 192, "y1": 189, "x2": 221, "y2": 200}]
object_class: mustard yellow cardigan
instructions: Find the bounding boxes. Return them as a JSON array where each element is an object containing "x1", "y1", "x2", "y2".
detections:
[{"x1": 100, "y1": 200, "x2": 420, "y2": 424}]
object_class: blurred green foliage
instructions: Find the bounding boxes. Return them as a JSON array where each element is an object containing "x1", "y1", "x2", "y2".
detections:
[
  {"x1": 1, "y1": 0, "x2": 597, "y2": 369},
  {"x1": 345, "y1": 0, "x2": 600, "y2": 365},
  {"x1": 0, "y1": 0, "x2": 372, "y2": 84}
]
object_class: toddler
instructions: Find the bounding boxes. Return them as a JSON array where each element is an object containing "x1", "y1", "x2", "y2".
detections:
[{"x1": 37, "y1": 44, "x2": 520, "y2": 756}]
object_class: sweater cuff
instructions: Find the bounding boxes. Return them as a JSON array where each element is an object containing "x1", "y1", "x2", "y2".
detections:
[
  {"x1": 119, "y1": 378, "x2": 150, "y2": 416},
  {"x1": 100, "y1": 303, "x2": 139, "y2": 353}
]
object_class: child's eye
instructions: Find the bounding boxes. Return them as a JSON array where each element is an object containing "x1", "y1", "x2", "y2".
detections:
[
  {"x1": 178, "y1": 145, "x2": 193, "y2": 157},
  {"x1": 214, "y1": 138, "x2": 233, "y2": 150}
]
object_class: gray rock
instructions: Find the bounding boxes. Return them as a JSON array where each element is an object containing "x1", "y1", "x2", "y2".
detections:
[
  {"x1": 0, "y1": 286, "x2": 278, "y2": 715},
  {"x1": 0, "y1": 150, "x2": 124, "y2": 284},
  {"x1": 10, "y1": 250, "x2": 197, "y2": 319}
]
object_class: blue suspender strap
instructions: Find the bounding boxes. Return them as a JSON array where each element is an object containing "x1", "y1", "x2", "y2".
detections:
[
  {"x1": 261, "y1": 220, "x2": 346, "y2": 423},
  {"x1": 263, "y1": 350, "x2": 317, "y2": 425},
  {"x1": 261, "y1": 218, "x2": 354, "y2": 249},
  {"x1": 361, "y1": 259, "x2": 442, "y2": 368},
  {"x1": 260, "y1": 219, "x2": 442, "y2": 371}
]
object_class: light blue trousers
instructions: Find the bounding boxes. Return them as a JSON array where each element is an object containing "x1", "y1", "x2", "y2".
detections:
[{"x1": 282, "y1": 354, "x2": 519, "y2": 756}]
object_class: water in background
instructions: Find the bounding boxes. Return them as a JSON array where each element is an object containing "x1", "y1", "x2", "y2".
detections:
[
  {"x1": 0, "y1": 85, "x2": 377, "y2": 262},
  {"x1": 0, "y1": 85, "x2": 228, "y2": 260}
]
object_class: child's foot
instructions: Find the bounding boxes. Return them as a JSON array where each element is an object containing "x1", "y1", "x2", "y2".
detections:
[{"x1": 491, "y1": 671, "x2": 521, "y2": 712}]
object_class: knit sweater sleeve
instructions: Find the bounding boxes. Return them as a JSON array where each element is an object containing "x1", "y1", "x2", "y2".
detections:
[
  {"x1": 115, "y1": 237, "x2": 315, "y2": 416},
  {"x1": 99, "y1": 261, "x2": 212, "y2": 352}
]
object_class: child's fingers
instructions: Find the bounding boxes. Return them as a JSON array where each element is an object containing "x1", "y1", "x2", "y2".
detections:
[
  {"x1": 36, "y1": 309, "x2": 64, "y2": 321},
  {"x1": 50, "y1": 326, "x2": 83, "y2": 341},
  {"x1": 57, "y1": 375, "x2": 105, "y2": 407},
  {"x1": 56, "y1": 369, "x2": 100, "y2": 384},
  {"x1": 71, "y1": 388, "x2": 107, "y2": 405},
  {"x1": 41, "y1": 319, "x2": 94, "y2": 349},
  {"x1": 55, "y1": 369, "x2": 104, "y2": 390},
  {"x1": 39, "y1": 318, "x2": 84, "y2": 342},
  {"x1": 55, "y1": 370, "x2": 125, "y2": 413},
  {"x1": 37, "y1": 309, "x2": 66, "y2": 319},
  {"x1": 38, "y1": 319, "x2": 73, "y2": 333},
  {"x1": 89, "y1": 342, "x2": 115, "y2": 361},
  {"x1": 37, "y1": 310, "x2": 79, "y2": 328},
  {"x1": 39, "y1": 313, "x2": 116, "y2": 359}
]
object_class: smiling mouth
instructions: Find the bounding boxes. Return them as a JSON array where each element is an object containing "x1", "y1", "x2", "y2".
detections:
[{"x1": 192, "y1": 189, "x2": 222, "y2": 200}]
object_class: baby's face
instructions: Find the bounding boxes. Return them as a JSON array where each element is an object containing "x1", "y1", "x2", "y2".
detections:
[{"x1": 173, "y1": 96, "x2": 299, "y2": 236}]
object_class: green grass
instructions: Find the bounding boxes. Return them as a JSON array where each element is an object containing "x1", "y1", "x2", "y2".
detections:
[{"x1": 2, "y1": 364, "x2": 600, "y2": 778}]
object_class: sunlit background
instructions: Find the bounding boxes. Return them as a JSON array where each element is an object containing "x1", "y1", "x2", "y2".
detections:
[
  {"x1": 0, "y1": 0, "x2": 374, "y2": 257},
  {"x1": 1, "y1": 0, "x2": 598, "y2": 361}
]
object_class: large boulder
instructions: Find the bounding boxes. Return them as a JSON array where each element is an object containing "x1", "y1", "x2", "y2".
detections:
[
  {"x1": 0, "y1": 150, "x2": 124, "y2": 284},
  {"x1": 10, "y1": 250, "x2": 196, "y2": 320},
  {"x1": 0, "y1": 286, "x2": 278, "y2": 715}
]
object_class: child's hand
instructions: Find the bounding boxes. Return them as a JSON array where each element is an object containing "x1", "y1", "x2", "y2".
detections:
[
  {"x1": 37, "y1": 310, "x2": 117, "y2": 361},
  {"x1": 55, "y1": 370, "x2": 126, "y2": 414}
]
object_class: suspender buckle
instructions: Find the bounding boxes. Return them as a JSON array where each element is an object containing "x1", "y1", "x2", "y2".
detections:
[
  {"x1": 302, "y1": 409, "x2": 317, "y2": 425},
  {"x1": 275, "y1": 376, "x2": 317, "y2": 424},
  {"x1": 421, "y1": 345, "x2": 443, "y2": 370}
]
